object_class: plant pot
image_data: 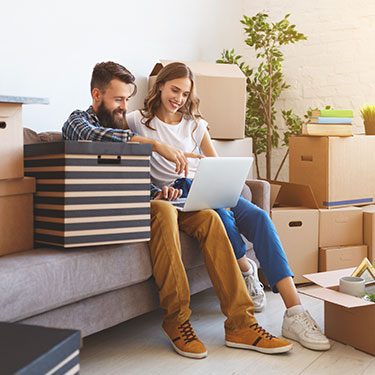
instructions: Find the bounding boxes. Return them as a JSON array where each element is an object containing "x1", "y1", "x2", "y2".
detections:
[{"x1": 364, "y1": 121, "x2": 375, "y2": 135}]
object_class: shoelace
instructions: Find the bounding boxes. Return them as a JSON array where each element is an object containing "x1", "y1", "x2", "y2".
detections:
[
  {"x1": 244, "y1": 275, "x2": 265, "y2": 297},
  {"x1": 178, "y1": 320, "x2": 198, "y2": 344},
  {"x1": 295, "y1": 311, "x2": 320, "y2": 333},
  {"x1": 249, "y1": 323, "x2": 274, "y2": 340}
]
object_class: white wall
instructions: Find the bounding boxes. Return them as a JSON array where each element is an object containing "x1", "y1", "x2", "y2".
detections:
[
  {"x1": 0, "y1": 0, "x2": 243, "y2": 132},
  {"x1": 239, "y1": 0, "x2": 375, "y2": 180}
]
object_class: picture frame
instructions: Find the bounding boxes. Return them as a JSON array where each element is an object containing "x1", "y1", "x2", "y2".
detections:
[{"x1": 351, "y1": 257, "x2": 375, "y2": 284}]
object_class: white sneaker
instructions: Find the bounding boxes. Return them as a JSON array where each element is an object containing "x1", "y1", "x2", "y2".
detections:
[
  {"x1": 243, "y1": 258, "x2": 266, "y2": 312},
  {"x1": 282, "y1": 310, "x2": 330, "y2": 351}
]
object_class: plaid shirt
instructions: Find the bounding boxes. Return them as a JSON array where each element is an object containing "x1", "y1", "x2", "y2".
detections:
[
  {"x1": 62, "y1": 106, "x2": 162, "y2": 198},
  {"x1": 62, "y1": 106, "x2": 135, "y2": 142}
]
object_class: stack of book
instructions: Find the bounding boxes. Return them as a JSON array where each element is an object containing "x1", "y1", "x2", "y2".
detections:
[{"x1": 302, "y1": 109, "x2": 353, "y2": 136}]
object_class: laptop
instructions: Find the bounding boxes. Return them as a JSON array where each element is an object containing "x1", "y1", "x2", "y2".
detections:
[{"x1": 170, "y1": 157, "x2": 253, "y2": 212}]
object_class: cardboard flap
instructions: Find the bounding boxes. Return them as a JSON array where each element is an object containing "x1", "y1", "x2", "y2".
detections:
[
  {"x1": 299, "y1": 286, "x2": 374, "y2": 308},
  {"x1": 150, "y1": 62, "x2": 164, "y2": 76},
  {"x1": 268, "y1": 180, "x2": 318, "y2": 208},
  {"x1": 303, "y1": 268, "x2": 356, "y2": 288},
  {"x1": 150, "y1": 60, "x2": 245, "y2": 78}
]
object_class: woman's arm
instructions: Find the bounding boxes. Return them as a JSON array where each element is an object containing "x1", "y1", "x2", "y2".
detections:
[
  {"x1": 130, "y1": 135, "x2": 203, "y2": 177},
  {"x1": 199, "y1": 130, "x2": 218, "y2": 157}
]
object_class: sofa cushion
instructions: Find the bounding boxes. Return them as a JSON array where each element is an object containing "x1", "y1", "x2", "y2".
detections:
[{"x1": 0, "y1": 243, "x2": 153, "y2": 321}]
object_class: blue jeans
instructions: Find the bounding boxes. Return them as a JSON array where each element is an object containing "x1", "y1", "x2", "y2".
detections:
[{"x1": 215, "y1": 196, "x2": 294, "y2": 292}]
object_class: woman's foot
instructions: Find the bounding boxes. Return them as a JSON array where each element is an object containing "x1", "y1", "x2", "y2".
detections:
[
  {"x1": 282, "y1": 310, "x2": 330, "y2": 351},
  {"x1": 242, "y1": 258, "x2": 266, "y2": 312}
]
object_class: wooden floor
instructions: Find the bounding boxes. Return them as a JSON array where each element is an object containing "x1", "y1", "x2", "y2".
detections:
[{"x1": 80, "y1": 286, "x2": 375, "y2": 375}]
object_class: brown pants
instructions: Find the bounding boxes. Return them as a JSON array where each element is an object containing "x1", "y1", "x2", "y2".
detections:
[{"x1": 149, "y1": 200, "x2": 257, "y2": 332}]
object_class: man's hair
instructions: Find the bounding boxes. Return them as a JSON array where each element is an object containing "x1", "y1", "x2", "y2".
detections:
[{"x1": 90, "y1": 61, "x2": 137, "y2": 95}]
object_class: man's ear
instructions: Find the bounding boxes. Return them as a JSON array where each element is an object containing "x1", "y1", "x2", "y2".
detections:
[{"x1": 92, "y1": 88, "x2": 101, "y2": 103}]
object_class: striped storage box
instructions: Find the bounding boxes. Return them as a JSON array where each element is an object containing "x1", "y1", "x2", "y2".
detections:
[
  {"x1": 24, "y1": 141, "x2": 152, "y2": 248},
  {"x1": 0, "y1": 322, "x2": 80, "y2": 375}
]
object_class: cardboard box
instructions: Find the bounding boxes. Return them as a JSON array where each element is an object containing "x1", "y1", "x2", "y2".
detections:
[
  {"x1": 363, "y1": 205, "x2": 375, "y2": 263},
  {"x1": 0, "y1": 95, "x2": 49, "y2": 180},
  {"x1": 149, "y1": 60, "x2": 246, "y2": 139},
  {"x1": 319, "y1": 245, "x2": 368, "y2": 272},
  {"x1": 270, "y1": 181, "x2": 319, "y2": 283},
  {"x1": 302, "y1": 268, "x2": 375, "y2": 356},
  {"x1": 0, "y1": 102, "x2": 23, "y2": 180},
  {"x1": 319, "y1": 207, "x2": 363, "y2": 247},
  {"x1": 289, "y1": 135, "x2": 375, "y2": 209},
  {"x1": 0, "y1": 177, "x2": 35, "y2": 256},
  {"x1": 24, "y1": 141, "x2": 152, "y2": 248}
]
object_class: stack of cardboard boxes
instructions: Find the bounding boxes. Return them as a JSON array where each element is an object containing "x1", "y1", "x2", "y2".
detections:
[
  {"x1": 288, "y1": 135, "x2": 375, "y2": 274},
  {"x1": 0, "y1": 95, "x2": 48, "y2": 255},
  {"x1": 285, "y1": 135, "x2": 375, "y2": 355}
]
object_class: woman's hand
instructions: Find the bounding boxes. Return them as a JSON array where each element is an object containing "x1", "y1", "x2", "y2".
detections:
[
  {"x1": 130, "y1": 135, "x2": 204, "y2": 176},
  {"x1": 154, "y1": 186, "x2": 183, "y2": 201},
  {"x1": 153, "y1": 141, "x2": 204, "y2": 176}
]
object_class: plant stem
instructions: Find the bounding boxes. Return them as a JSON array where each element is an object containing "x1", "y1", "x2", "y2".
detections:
[
  {"x1": 274, "y1": 148, "x2": 289, "y2": 181},
  {"x1": 266, "y1": 54, "x2": 273, "y2": 180}
]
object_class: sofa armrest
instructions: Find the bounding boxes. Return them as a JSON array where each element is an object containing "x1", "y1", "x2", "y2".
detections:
[{"x1": 244, "y1": 179, "x2": 270, "y2": 215}]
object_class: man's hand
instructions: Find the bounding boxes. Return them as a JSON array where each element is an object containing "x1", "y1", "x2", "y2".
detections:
[
  {"x1": 153, "y1": 141, "x2": 204, "y2": 177},
  {"x1": 154, "y1": 186, "x2": 183, "y2": 201}
]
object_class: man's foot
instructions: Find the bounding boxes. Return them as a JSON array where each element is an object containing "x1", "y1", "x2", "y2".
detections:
[
  {"x1": 225, "y1": 323, "x2": 293, "y2": 354},
  {"x1": 162, "y1": 320, "x2": 207, "y2": 359},
  {"x1": 243, "y1": 258, "x2": 266, "y2": 312},
  {"x1": 282, "y1": 310, "x2": 330, "y2": 351}
]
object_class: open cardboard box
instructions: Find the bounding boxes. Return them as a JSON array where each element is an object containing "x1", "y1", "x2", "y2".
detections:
[
  {"x1": 302, "y1": 268, "x2": 375, "y2": 355},
  {"x1": 269, "y1": 181, "x2": 319, "y2": 283},
  {"x1": 149, "y1": 60, "x2": 246, "y2": 139}
]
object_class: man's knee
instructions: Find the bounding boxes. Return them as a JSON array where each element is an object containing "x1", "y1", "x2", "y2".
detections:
[
  {"x1": 195, "y1": 209, "x2": 224, "y2": 230},
  {"x1": 151, "y1": 200, "x2": 177, "y2": 221}
]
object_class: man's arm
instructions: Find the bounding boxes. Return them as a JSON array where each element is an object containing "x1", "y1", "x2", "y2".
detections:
[
  {"x1": 62, "y1": 109, "x2": 135, "y2": 142},
  {"x1": 151, "y1": 183, "x2": 182, "y2": 201},
  {"x1": 63, "y1": 109, "x2": 203, "y2": 177}
]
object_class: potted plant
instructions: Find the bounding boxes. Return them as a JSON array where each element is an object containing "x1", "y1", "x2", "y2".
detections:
[
  {"x1": 360, "y1": 104, "x2": 375, "y2": 135},
  {"x1": 217, "y1": 12, "x2": 307, "y2": 179}
]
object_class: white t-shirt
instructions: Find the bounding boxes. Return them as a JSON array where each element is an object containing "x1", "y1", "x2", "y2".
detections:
[{"x1": 126, "y1": 110, "x2": 208, "y2": 187}]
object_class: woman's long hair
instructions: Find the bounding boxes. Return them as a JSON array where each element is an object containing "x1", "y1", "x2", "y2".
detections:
[{"x1": 140, "y1": 62, "x2": 202, "y2": 132}]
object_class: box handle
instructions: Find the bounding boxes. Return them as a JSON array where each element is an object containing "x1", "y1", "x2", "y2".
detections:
[
  {"x1": 0, "y1": 121, "x2": 6, "y2": 129},
  {"x1": 301, "y1": 155, "x2": 313, "y2": 162},
  {"x1": 289, "y1": 221, "x2": 302, "y2": 227},
  {"x1": 97, "y1": 155, "x2": 121, "y2": 164}
]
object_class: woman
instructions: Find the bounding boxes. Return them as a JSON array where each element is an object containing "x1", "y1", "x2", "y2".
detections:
[{"x1": 126, "y1": 62, "x2": 330, "y2": 351}]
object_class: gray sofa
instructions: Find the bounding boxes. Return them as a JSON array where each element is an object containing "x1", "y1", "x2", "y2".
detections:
[{"x1": 0, "y1": 129, "x2": 270, "y2": 338}]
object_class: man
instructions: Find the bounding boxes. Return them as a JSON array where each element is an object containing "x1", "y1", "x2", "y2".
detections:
[{"x1": 62, "y1": 61, "x2": 293, "y2": 358}]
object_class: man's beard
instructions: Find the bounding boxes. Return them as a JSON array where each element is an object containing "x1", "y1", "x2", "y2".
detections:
[{"x1": 96, "y1": 102, "x2": 126, "y2": 129}]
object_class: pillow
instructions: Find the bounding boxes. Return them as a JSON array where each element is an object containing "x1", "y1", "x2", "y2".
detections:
[
  {"x1": 23, "y1": 128, "x2": 42, "y2": 144},
  {"x1": 23, "y1": 128, "x2": 62, "y2": 145},
  {"x1": 39, "y1": 131, "x2": 62, "y2": 143}
]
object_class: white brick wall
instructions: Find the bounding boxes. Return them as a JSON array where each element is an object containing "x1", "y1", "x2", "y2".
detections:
[{"x1": 240, "y1": 0, "x2": 375, "y2": 180}]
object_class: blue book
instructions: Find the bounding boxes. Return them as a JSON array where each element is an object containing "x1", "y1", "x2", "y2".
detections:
[{"x1": 309, "y1": 116, "x2": 353, "y2": 124}]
